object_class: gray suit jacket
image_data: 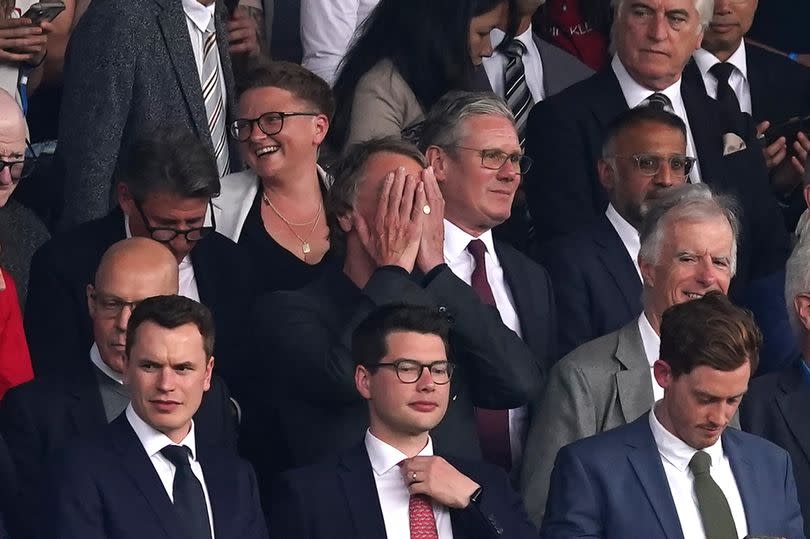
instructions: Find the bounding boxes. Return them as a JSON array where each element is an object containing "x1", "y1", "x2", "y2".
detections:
[
  {"x1": 58, "y1": 0, "x2": 240, "y2": 228},
  {"x1": 519, "y1": 319, "x2": 653, "y2": 526}
]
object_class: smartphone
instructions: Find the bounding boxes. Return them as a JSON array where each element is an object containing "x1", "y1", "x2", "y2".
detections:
[
  {"x1": 22, "y1": 1, "x2": 65, "y2": 24},
  {"x1": 762, "y1": 115, "x2": 810, "y2": 147}
]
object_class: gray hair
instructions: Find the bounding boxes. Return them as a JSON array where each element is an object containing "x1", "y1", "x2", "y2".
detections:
[
  {"x1": 611, "y1": 0, "x2": 713, "y2": 32},
  {"x1": 418, "y1": 90, "x2": 515, "y2": 153},
  {"x1": 638, "y1": 183, "x2": 739, "y2": 275},
  {"x1": 785, "y1": 236, "x2": 810, "y2": 338}
]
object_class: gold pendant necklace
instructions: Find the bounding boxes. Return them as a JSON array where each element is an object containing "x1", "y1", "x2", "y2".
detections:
[{"x1": 262, "y1": 192, "x2": 322, "y2": 257}]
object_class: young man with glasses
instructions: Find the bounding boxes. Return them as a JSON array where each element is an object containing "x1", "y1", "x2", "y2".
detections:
[
  {"x1": 270, "y1": 304, "x2": 538, "y2": 539},
  {"x1": 25, "y1": 127, "x2": 254, "y2": 390}
]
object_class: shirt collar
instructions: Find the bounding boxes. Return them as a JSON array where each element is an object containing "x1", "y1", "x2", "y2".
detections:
[
  {"x1": 443, "y1": 219, "x2": 497, "y2": 265},
  {"x1": 364, "y1": 429, "x2": 434, "y2": 476},
  {"x1": 693, "y1": 41, "x2": 748, "y2": 82},
  {"x1": 637, "y1": 312, "x2": 660, "y2": 369},
  {"x1": 612, "y1": 55, "x2": 684, "y2": 109},
  {"x1": 126, "y1": 403, "x2": 198, "y2": 460},
  {"x1": 649, "y1": 402, "x2": 724, "y2": 473},
  {"x1": 605, "y1": 204, "x2": 640, "y2": 251},
  {"x1": 90, "y1": 343, "x2": 124, "y2": 384},
  {"x1": 490, "y1": 23, "x2": 535, "y2": 51},
  {"x1": 181, "y1": 0, "x2": 215, "y2": 33}
]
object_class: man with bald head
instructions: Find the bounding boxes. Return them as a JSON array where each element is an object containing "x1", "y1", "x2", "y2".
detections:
[{"x1": 0, "y1": 238, "x2": 237, "y2": 539}]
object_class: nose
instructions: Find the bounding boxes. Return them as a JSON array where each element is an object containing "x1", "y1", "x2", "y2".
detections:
[
  {"x1": 479, "y1": 35, "x2": 494, "y2": 59},
  {"x1": 415, "y1": 366, "x2": 436, "y2": 391},
  {"x1": 168, "y1": 236, "x2": 191, "y2": 261},
  {"x1": 114, "y1": 304, "x2": 135, "y2": 332},
  {"x1": 248, "y1": 120, "x2": 267, "y2": 142},
  {"x1": 498, "y1": 159, "x2": 520, "y2": 181},
  {"x1": 647, "y1": 12, "x2": 669, "y2": 41},
  {"x1": 695, "y1": 256, "x2": 719, "y2": 287},
  {"x1": 156, "y1": 367, "x2": 175, "y2": 393},
  {"x1": 706, "y1": 401, "x2": 734, "y2": 427},
  {"x1": 0, "y1": 165, "x2": 12, "y2": 187},
  {"x1": 653, "y1": 162, "x2": 675, "y2": 187},
  {"x1": 713, "y1": 0, "x2": 732, "y2": 14}
]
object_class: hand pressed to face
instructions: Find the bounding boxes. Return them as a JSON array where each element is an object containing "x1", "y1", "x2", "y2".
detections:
[
  {"x1": 399, "y1": 456, "x2": 480, "y2": 509},
  {"x1": 415, "y1": 166, "x2": 446, "y2": 273}
]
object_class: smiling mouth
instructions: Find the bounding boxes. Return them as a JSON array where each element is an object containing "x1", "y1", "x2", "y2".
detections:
[
  {"x1": 684, "y1": 292, "x2": 705, "y2": 299},
  {"x1": 256, "y1": 145, "x2": 279, "y2": 157}
]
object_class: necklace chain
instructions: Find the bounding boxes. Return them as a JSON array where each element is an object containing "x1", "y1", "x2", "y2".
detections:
[{"x1": 262, "y1": 191, "x2": 322, "y2": 258}]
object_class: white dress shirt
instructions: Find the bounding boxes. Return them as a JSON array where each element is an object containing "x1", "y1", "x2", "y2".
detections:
[
  {"x1": 637, "y1": 313, "x2": 663, "y2": 402},
  {"x1": 124, "y1": 214, "x2": 201, "y2": 301},
  {"x1": 442, "y1": 219, "x2": 527, "y2": 466},
  {"x1": 0, "y1": 0, "x2": 35, "y2": 127},
  {"x1": 649, "y1": 404, "x2": 749, "y2": 539},
  {"x1": 693, "y1": 43, "x2": 752, "y2": 115},
  {"x1": 181, "y1": 0, "x2": 228, "y2": 107},
  {"x1": 125, "y1": 404, "x2": 216, "y2": 538},
  {"x1": 605, "y1": 203, "x2": 642, "y2": 280},
  {"x1": 364, "y1": 430, "x2": 453, "y2": 539},
  {"x1": 300, "y1": 0, "x2": 379, "y2": 86},
  {"x1": 612, "y1": 55, "x2": 703, "y2": 183},
  {"x1": 89, "y1": 343, "x2": 124, "y2": 384},
  {"x1": 483, "y1": 25, "x2": 546, "y2": 103}
]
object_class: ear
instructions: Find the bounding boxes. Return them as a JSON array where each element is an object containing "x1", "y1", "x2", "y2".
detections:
[
  {"x1": 652, "y1": 359, "x2": 673, "y2": 391},
  {"x1": 355, "y1": 365, "x2": 372, "y2": 400},
  {"x1": 803, "y1": 183, "x2": 810, "y2": 211},
  {"x1": 639, "y1": 254, "x2": 655, "y2": 288},
  {"x1": 313, "y1": 114, "x2": 330, "y2": 146},
  {"x1": 425, "y1": 146, "x2": 447, "y2": 183},
  {"x1": 203, "y1": 356, "x2": 214, "y2": 392},
  {"x1": 117, "y1": 183, "x2": 134, "y2": 216},
  {"x1": 86, "y1": 284, "x2": 97, "y2": 319},
  {"x1": 693, "y1": 26, "x2": 705, "y2": 51},
  {"x1": 597, "y1": 158, "x2": 615, "y2": 191}
]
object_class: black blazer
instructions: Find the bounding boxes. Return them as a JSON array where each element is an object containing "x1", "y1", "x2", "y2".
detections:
[
  {"x1": 741, "y1": 361, "x2": 810, "y2": 538},
  {"x1": 0, "y1": 363, "x2": 237, "y2": 539},
  {"x1": 245, "y1": 251, "x2": 555, "y2": 478},
  {"x1": 540, "y1": 213, "x2": 642, "y2": 358},
  {"x1": 57, "y1": 0, "x2": 241, "y2": 228},
  {"x1": 524, "y1": 66, "x2": 791, "y2": 291},
  {"x1": 46, "y1": 414, "x2": 267, "y2": 539},
  {"x1": 23, "y1": 208, "x2": 254, "y2": 387},
  {"x1": 269, "y1": 441, "x2": 538, "y2": 539}
]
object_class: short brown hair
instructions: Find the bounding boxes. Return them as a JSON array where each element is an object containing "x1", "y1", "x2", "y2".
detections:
[
  {"x1": 659, "y1": 292, "x2": 762, "y2": 376},
  {"x1": 125, "y1": 295, "x2": 215, "y2": 359},
  {"x1": 237, "y1": 59, "x2": 335, "y2": 120}
]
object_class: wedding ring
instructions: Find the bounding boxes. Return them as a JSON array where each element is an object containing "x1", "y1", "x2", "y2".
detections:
[
  {"x1": 412, "y1": 471, "x2": 417, "y2": 481},
  {"x1": 422, "y1": 204, "x2": 431, "y2": 215}
]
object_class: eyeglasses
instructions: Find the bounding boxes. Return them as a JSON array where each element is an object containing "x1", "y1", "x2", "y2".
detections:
[
  {"x1": 0, "y1": 140, "x2": 39, "y2": 183},
  {"x1": 608, "y1": 154, "x2": 696, "y2": 177},
  {"x1": 229, "y1": 111, "x2": 320, "y2": 142},
  {"x1": 91, "y1": 292, "x2": 141, "y2": 318},
  {"x1": 373, "y1": 359, "x2": 455, "y2": 384},
  {"x1": 449, "y1": 146, "x2": 533, "y2": 174},
  {"x1": 133, "y1": 199, "x2": 216, "y2": 243}
]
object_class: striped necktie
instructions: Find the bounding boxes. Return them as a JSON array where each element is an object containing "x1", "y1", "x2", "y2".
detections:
[
  {"x1": 503, "y1": 38, "x2": 534, "y2": 146},
  {"x1": 202, "y1": 18, "x2": 230, "y2": 177}
]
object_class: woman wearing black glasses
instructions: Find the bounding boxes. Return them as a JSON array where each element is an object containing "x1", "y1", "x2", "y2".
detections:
[{"x1": 214, "y1": 61, "x2": 334, "y2": 294}]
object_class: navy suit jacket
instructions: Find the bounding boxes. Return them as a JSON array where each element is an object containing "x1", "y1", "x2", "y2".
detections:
[
  {"x1": 23, "y1": 208, "x2": 255, "y2": 388},
  {"x1": 47, "y1": 414, "x2": 267, "y2": 539},
  {"x1": 540, "y1": 213, "x2": 642, "y2": 358},
  {"x1": 269, "y1": 441, "x2": 538, "y2": 539},
  {"x1": 741, "y1": 361, "x2": 810, "y2": 538},
  {"x1": 542, "y1": 412, "x2": 805, "y2": 539}
]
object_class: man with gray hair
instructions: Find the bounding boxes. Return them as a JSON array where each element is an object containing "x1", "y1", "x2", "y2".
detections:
[{"x1": 520, "y1": 183, "x2": 738, "y2": 526}]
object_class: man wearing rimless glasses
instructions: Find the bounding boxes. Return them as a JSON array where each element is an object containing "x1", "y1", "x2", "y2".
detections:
[{"x1": 25, "y1": 128, "x2": 254, "y2": 389}]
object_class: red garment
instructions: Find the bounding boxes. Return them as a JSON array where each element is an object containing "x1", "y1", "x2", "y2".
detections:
[
  {"x1": 0, "y1": 269, "x2": 34, "y2": 399},
  {"x1": 537, "y1": 0, "x2": 609, "y2": 71}
]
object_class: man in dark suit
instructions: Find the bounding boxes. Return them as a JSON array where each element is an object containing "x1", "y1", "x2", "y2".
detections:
[
  {"x1": 249, "y1": 125, "x2": 554, "y2": 480},
  {"x1": 2, "y1": 238, "x2": 237, "y2": 539},
  {"x1": 57, "y1": 0, "x2": 261, "y2": 228},
  {"x1": 47, "y1": 295, "x2": 267, "y2": 539},
  {"x1": 690, "y1": 0, "x2": 810, "y2": 230},
  {"x1": 25, "y1": 128, "x2": 254, "y2": 389},
  {"x1": 543, "y1": 292, "x2": 804, "y2": 539},
  {"x1": 741, "y1": 236, "x2": 810, "y2": 536},
  {"x1": 271, "y1": 304, "x2": 537, "y2": 539},
  {"x1": 543, "y1": 106, "x2": 690, "y2": 357}
]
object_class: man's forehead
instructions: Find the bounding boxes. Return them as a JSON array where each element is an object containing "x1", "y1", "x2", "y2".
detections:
[
  {"x1": 361, "y1": 152, "x2": 423, "y2": 184},
  {"x1": 458, "y1": 115, "x2": 520, "y2": 149},
  {"x1": 622, "y1": 0, "x2": 697, "y2": 13}
]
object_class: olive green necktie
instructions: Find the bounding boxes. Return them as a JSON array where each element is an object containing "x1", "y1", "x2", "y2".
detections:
[{"x1": 688, "y1": 450, "x2": 737, "y2": 539}]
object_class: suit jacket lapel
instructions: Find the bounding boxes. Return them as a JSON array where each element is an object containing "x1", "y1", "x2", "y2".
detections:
[
  {"x1": 197, "y1": 444, "x2": 236, "y2": 537},
  {"x1": 153, "y1": 0, "x2": 211, "y2": 144},
  {"x1": 626, "y1": 416, "x2": 685, "y2": 539},
  {"x1": 594, "y1": 214, "x2": 643, "y2": 313},
  {"x1": 589, "y1": 69, "x2": 630, "y2": 131},
  {"x1": 681, "y1": 74, "x2": 725, "y2": 186},
  {"x1": 109, "y1": 415, "x2": 184, "y2": 537},
  {"x1": 494, "y1": 242, "x2": 538, "y2": 351},
  {"x1": 745, "y1": 46, "x2": 772, "y2": 123},
  {"x1": 190, "y1": 238, "x2": 217, "y2": 309},
  {"x1": 615, "y1": 322, "x2": 655, "y2": 423},
  {"x1": 67, "y1": 366, "x2": 109, "y2": 436},
  {"x1": 723, "y1": 429, "x2": 763, "y2": 532},
  {"x1": 337, "y1": 443, "x2": 387, "y2": 539},
  {"x1": 776, "y1": 364, "x2": 810, "y2": 466}
]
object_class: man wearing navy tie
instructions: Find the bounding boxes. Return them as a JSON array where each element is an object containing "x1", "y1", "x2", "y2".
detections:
[
  {"x1": 47, "y1": 295, "x2": 268, "y2": 539},
  {"x1": 270, "y1": 304, "x2": 538, "y2": 539},
  {"x1": 542, "y1": 292, "x2": 805, "y2": 539}
]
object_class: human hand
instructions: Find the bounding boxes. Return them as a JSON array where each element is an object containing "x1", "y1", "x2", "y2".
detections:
[
  {"x1": 353, "y1": 166, "x2": 427, "y2": 272},
  {"x1": 227, "y1": 7, "x2": 260, "y2": 56},
  {"x1": 0, "y1": 17, "x2": 48, "y2": 66},
  {"x1": 757, "y1": 121, "x2": 788, "y2": 169},
  {"x1": 415, "y1": 166, "x2": 445, "y2": 273},
  {"x1": 400, "y1": 456, "x2": 480, "y2": 509}
]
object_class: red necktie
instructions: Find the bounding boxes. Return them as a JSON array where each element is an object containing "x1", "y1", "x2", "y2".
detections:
[
  {"x1": 467, "y1": 239, "x2": 512, "y2": 471},
  {"x1": 409, "y1": 494, "x2": 439, "y2": 539}
]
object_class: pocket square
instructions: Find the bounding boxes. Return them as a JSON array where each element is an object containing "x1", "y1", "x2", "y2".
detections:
[{"x1": 722, "y1": 132, "x2": 747, "y2": 155}]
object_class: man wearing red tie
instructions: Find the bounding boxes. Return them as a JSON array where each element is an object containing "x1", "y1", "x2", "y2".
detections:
[{"x1": 269, "y1": 304, "x2": 538, "y2": 539}]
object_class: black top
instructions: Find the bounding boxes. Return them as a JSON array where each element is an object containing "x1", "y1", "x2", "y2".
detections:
[{"x1": 238, "y1": 190, "x2": 332, "y2": 294}]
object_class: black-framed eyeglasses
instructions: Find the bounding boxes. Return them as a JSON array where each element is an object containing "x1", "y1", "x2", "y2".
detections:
[
  {"x1": 91, "y1": 292, "x2": 141, "y2": 318},
  {"x1": 373, "y1": 359, "x2": 455, "y2": 384},
  {"x1": 608, "y1": 154, "x2": 696, "y2": 177},
  {"x1": 132, "y1": 199, "x2": 216, "y2": 243},
  {"x1": 0, "y1": 140, "x2": 38, "y2": 183},
  {"x1": 448, "y1": 146, "x2": 533, "y2": 174},
  {"x1": 229, "y1": 111, "x2": 320, "y2": 142}
]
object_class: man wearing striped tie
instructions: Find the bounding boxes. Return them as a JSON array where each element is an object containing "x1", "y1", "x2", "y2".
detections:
[
  {"x1": 58, "y1": 0, "x2": 261, "y2": 229},
  {"x1": 269, "y1": 304, "x2": 538, "y2": 539}
]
